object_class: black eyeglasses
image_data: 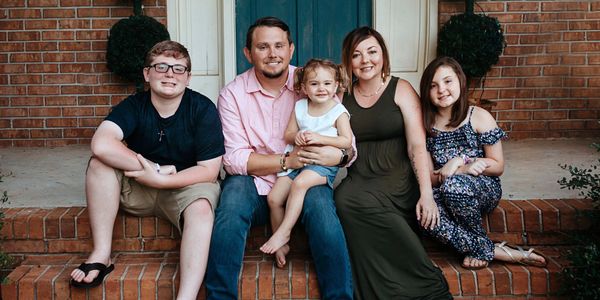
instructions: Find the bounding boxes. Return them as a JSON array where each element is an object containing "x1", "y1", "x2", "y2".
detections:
[{"x1": 147, "y1": 63, "x2": 188, "y2": 74}]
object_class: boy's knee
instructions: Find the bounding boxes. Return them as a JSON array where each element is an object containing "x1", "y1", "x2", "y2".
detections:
[
  {"x1": 185, "y1": 199, "x2": 213, "y2": 218},
  {"x1": 87, "y1": 157, "x2": 111, "y2": 173}
]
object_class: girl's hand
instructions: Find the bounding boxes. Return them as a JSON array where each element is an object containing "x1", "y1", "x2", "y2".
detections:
[
  {"x1": 303, "y1": 131, "x2": 323, "y2": 145},
  {"x1": 434, "y1": 156, "x2": 463, "y2": 183},
  {"x1": 295, "y1": 131, "x2": 307, "y2": 146},
  {"x1": 416, "y1": 196, "x2": 439, "y2": 230},
  {"x1": 463, "y1": 159, "x2": 489, "y2": 176}
]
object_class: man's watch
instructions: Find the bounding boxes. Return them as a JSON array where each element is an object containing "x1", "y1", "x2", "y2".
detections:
[{"x1": 337, "y1": 148, "x2": 349, "y2": 167}]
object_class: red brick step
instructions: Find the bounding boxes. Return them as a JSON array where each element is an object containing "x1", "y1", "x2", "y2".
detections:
[{"x1": 1, "y1": 198, "x2": 594, "y2": 299}]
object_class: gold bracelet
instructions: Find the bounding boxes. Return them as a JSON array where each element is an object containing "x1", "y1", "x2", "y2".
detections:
[{"x1": 280, "y1": 152, "x2": 290, "y2": 172}]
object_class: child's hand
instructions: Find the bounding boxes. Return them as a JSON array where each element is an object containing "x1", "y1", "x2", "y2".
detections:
[
  {"x1": 434, "y1": 156, "x2": 463, "y2": 182},
  {"x1": 463, "y1": 159, "x2": 489, "y2": 176},
  {"x1": 295, "y1": 131, "x2": 307, "y2": 146},
  {"x1": 303, "y1": 131, "x2": 322, "y2": 145}
]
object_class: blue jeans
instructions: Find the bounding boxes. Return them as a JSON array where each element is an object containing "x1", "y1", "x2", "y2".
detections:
[{"x1": 205, "y1": 175, "x2": 353, "y2": 300}]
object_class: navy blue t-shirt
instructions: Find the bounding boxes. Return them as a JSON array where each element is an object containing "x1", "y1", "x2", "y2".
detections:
[{"x1": 105, "y1": 88, "x2": 225, "y2": 171}]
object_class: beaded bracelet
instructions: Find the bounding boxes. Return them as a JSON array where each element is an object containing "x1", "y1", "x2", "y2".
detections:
[{"x1": 280, "y1": 152, "x2": 290, "y2": 172}]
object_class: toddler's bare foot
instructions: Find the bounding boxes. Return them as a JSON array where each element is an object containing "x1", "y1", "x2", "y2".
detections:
[
  {"x1": 260, "y1": 231, "x2": 291, "y2": 254},
  {"x1": 275, "y1": 244, "x2": 290, "y2": 268}
]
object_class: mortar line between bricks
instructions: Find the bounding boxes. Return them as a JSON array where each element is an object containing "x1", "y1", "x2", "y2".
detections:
[
  {"x1": 522, "y1": 265, "x2": 531, "y2": 295},
  {"x1": 526, "y1": 200, "x2": 544, "y2": 232},
  {"x1": 543, "y1": 264, "x2": 550, "y2": 295},
  {"x1": 74, "y1": 207, "x2": 87, "y2": 238},
  {"x1": 486, "y1": 267, "x2": 496, "y2": 296},
  {"x1": 305, "y1": 260, "x2": 309, "y2": 300},
  {"x1": 471, "y1": 269, "x2": 478, "y2": 296},
  {"x1": 137, "y1": 263, "x2": 146, "y2": 299},
  {"x1": 506, "y1": 201, "x2": 525, "y2": 232},
  {"x1": 57, "y1": 208, "x2": 70, "y2": 239},
  {"x1": 25, "y1": 211, "x2": 34, "y2": 239},
  {"x1": 155, "y1": 263, "x2": 165, "y2": 300},
  {"x1": 447, "y1": 259, "x2": 462, "y2": 296},
  {"x1": 255, "y1": 261, "x2": 259, "y2": 300},
  {"x1": 540, "y1": 199, "x2": 560, "y2": 231},
  {"x1": 271, "y1": 260, "x2": 275, "y2": 300},
  {"x1": 121, "y1": 264, "x2": 130, "y2": 300},
  {"x1": 33, "y1": 265, "x2": 52, "y2": 300},
  {"x1": 499, "y1": 206, "x2": 508, "y2": 232},
  {"x1": 51, "y1": 265, "x2": 69, "y2": 300},
  {"x1": 171, "y1": 263, "x2": 179, "y2": 299},
  {"x1": 287, "y1": 258, "x2": 292, "y2": 298},
  {"x1": 500, "y1": 264, "x2": 513, "y2": 295}
]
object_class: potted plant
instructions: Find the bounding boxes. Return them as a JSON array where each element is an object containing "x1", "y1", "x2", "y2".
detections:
[
  {"x1": 106, "y1": 0, "x2": 170, "y2": 91},
  {"x1": 437, "y1": 0, "x2": 505, "y2": 112}
]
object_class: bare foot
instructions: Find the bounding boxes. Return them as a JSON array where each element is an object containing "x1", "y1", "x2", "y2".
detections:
[
  {"x1": 494, "y1": 242, "x2": 546, "y2": 267},
  {"x1": 462, "y1": 256, "x2": 488, "y2": 269},
  {"x1": 260, "y1": 231, "x2": 291, "y2": 254},
  {"x1": 274, "y1": 244, "x2": 290, "y2": 268},
  {"x1": 70, "y1": 254, "x2": 111, "y2": 284}
]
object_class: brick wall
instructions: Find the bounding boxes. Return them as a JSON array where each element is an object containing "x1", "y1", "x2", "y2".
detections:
[
  {"x1": 0, "y1": 0, "x2": 166, "y2": 147},
  {"x1": 439, "y1": 0, "x2": 600, "y2": 139},
  {"x1": 0, "y1": 1, "x2": 598, "y2": 147}
]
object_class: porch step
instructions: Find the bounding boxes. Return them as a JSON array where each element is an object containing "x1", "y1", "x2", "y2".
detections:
[
  {"x1": 0, "y1": 199, "x2": 592, "y2": 257},
  {"x1": 1, "y1": 248, "x2": 569, "y2": 299},
  {"x1": 0, "y1": 198, "x2": 594, "y2": 299}
]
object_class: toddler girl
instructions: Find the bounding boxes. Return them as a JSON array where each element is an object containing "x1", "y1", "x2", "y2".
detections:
[{"x1": 260, "y1": 58, "x2": 352, "y2": 268}]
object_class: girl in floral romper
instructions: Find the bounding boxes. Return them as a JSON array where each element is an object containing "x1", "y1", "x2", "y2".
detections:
[{"x1": 419, "y1": 56, "x2": 547, "y2": 269}]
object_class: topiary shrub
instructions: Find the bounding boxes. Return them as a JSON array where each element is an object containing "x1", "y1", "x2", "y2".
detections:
[
  {"x1": 106, "y1": 15, "x2": 170, "y2": 91},
  {"x1": 437, "y1": 12, "x2": 505, "y2": 79}
]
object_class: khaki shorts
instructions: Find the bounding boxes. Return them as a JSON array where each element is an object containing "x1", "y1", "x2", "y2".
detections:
[{"x1": 115, "y1": 170, "x2": 220, "y2": 233}]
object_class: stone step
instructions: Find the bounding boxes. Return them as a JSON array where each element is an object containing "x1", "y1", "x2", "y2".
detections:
[
  {"x1": 0, "y1": 199, "x2": 593, "y2": 258},
  {"x1": 1, "y1": 247, "x2": 568, "y2": 300}
]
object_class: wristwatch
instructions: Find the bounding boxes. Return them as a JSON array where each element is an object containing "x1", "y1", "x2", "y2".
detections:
[{"x1": 338, "y1": 148, "x2": 349, "y2": 167}]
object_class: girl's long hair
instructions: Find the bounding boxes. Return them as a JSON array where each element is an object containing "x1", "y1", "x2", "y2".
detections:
[{"x1": 419, "y1": 56, "x2": 469, "y2": 136}]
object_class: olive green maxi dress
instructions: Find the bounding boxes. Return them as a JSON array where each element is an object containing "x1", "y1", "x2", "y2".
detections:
[{"x1": 335, "y1": 77, "x2": 451, "y2": 299}]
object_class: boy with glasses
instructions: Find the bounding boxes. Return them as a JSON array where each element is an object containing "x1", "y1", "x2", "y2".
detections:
[{"x1": 69, "y1": 40, "x2": 224, "y2": 300}]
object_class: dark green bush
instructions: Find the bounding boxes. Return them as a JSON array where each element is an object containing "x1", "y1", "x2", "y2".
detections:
[
  {"x1": 558, "y1": 142, "x2": 600, "y2": 299},
  {"x1": 0, "y1": 175, "x2": 13, "y2": 282},
  {"x1": 437, "y1": 12, "x2": 505, "y2": 79},
  {"x1": 106, "y1": 15, "x2": 170, "y2": 91}
]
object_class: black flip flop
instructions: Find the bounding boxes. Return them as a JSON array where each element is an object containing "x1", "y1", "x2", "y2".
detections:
[{"x1": 70, "y1": 262, "x2": 114, "y2": 288}]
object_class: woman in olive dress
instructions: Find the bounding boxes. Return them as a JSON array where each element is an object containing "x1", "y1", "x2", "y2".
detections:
[{"x1": 334, "y1": 26, "x2": 451, "y2": 299}]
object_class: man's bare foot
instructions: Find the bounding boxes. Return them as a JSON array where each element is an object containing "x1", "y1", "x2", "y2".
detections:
[
  {"x1": 274, "y1": 244, "x2": 290, "y2": 268},
  {"x1": 70, "y1": 254, "x2": 111, "y2": 284},
  {"x1": 494, "y1": 241, "x2": 547, "y2": 267},
  {"x1": 260, "y1": 231, "x2": 291, "y2": 254},
  {"x1": 462, "y1": 256, "x2": 488, "y2": 269}
]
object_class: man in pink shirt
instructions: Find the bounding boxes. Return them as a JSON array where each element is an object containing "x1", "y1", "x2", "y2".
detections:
[{"x1": 205, "y1": 17, "x2": 353, "y2": 299}]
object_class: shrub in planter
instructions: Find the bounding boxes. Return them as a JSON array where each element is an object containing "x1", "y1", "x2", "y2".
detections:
[{"x1": 106, "y1": 14, "x2": 170, "y2": 91}]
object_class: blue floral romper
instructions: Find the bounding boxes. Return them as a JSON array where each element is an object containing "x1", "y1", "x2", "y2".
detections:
[{"x1": 425, "y1": 107, "x2": 506, "y2": 261}]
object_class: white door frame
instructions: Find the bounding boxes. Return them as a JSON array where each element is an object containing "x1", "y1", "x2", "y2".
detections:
[{"x1": 167, "y1": 0, "x2": 437, "y2": 98}]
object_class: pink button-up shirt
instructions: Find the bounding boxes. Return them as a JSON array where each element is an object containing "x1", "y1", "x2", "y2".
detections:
[
  {"x1": 218, "y1": 66, "x2": 356, "y2": 195},
  {"x1": 218, "y1": 66, "x2": 299, "y2": 195}
]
